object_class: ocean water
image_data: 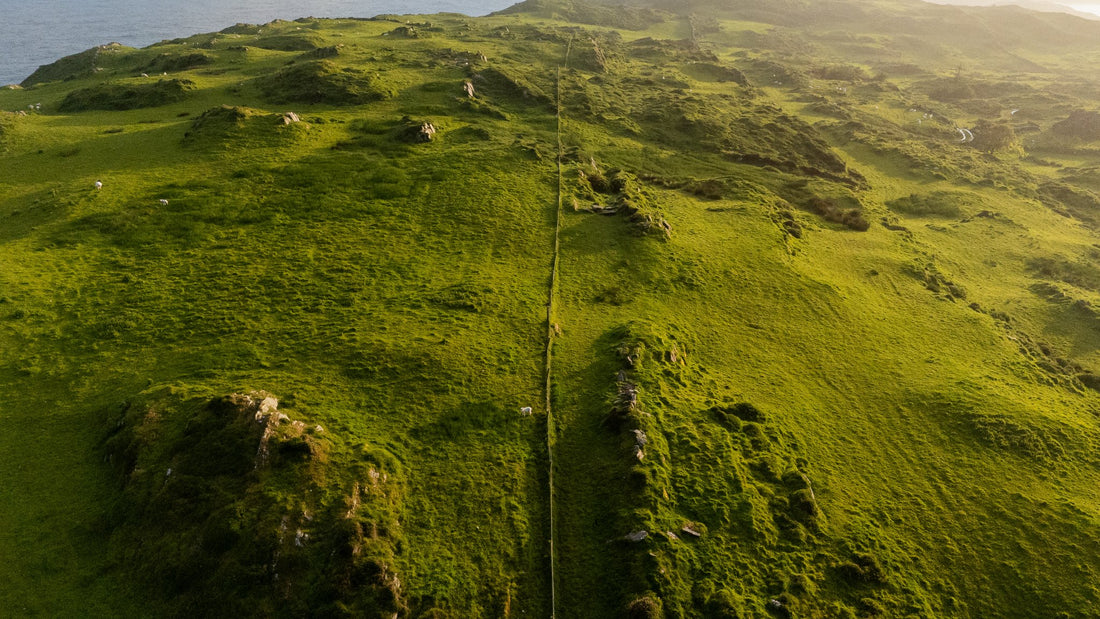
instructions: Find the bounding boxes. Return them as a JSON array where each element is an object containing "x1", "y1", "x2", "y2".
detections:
[{"x1": 0, "y1": 0, "x2": 516, "y2": 85}]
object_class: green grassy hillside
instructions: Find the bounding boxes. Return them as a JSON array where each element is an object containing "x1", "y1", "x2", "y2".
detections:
[{"x1": 4, "y1": 1, "x2": 1100, "y2": 617}]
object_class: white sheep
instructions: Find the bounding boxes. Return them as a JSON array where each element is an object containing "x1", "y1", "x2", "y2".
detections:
[
  {"x1": 520, "y1": 406, "x2": 533, "y2": 416},
  {"x1": 158, "y1": 199, "x2": 169, "y2": 206},
  {"x1": 94, "y1": 181, "x2": 103, "y2": 189}
]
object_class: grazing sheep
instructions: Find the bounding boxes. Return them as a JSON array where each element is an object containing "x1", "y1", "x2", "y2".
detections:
[
  {"x1": 158, "y1": 199, "x2": 169, "y2": 206},
  {"x1": 520, "y1": 406, "x2": 533, "y2": 416},
  {"x1": 94, "y1": 180, "x2": 103, "y2": 189}
]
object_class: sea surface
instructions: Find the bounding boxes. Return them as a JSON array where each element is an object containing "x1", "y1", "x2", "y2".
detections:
[{"x1": 0, "y1": 0, "x2": 517, "y2": 85}]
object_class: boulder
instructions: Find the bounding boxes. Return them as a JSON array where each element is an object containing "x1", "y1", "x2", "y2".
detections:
[
  {"x1": 259, "y1": 396, "x2": 279, "y2": 415},
  {"x1": 417, "y1": 122, "x2": 437, "y2": 142}
]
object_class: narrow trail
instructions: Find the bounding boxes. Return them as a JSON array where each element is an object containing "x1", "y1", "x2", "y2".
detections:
[{"x1": 543, "y1": 36, "x2": 572, "y2": 619}]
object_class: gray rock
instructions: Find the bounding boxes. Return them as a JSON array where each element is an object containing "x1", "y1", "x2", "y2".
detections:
[
  {"x1": 417, "y1": 122, "x2": 437, "y2": 142},
  {"x1": 463, "y1": 81, "x2": 476, "y2": 98},
  {"x1": 625, "y1": 530, "x2": 648, "y2": 542}
]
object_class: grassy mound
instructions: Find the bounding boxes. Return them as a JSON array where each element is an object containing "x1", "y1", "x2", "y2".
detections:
[
  {"x1": 101, "y1": 390, "x2": 407, "y2": 616},
  {"x1": 255, "y1": 60, "x2": 393, "y2": 105},
  {"x1": 57, "y1": 78, "x2": 195, "y2": 111},
  {"x1": 142, "y1": 51, "x2": 214, "y2": 73},
  {"x1": 182, "y1": 105, "x2": 311, "y2": 149},
  {"x1": 495, "y1": 0, "x2": 668, "y2": 30},
  {"x1": 20, "y1": 43, "x2": 134, "y2": 87},
  {"x1": 252, "y1": 33, "x2": 327, "y2": 52},
  {"x1": 469, "y1": 67, "x2": 552, "y2": 107}
]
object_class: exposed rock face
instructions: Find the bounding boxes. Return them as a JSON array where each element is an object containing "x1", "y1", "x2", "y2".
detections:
[
  {"x1": 463, "y1": 81, "x2": 476, "y2": 98},
  {"x1": 613, "y1": 381, "x2": 638, "y2": 416},
  {"x1": 417, "y1": 122, "x2": 437, "y2": 142},
  {"x1": 281, "y1": 111, "x2": 300, "y2": 124}
]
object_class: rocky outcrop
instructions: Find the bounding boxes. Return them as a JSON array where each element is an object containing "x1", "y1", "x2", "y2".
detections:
[{"x1": 99, "y1": 390, "x2": 407, "y2": 616}]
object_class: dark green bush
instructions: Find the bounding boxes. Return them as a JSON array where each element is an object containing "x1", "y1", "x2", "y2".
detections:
[
  {"x1": 626, "y1": 595, "x2": 664, "y2": 619},
  {"x1": 887, "y1": 192, "x2": 964, "y2": 218}
]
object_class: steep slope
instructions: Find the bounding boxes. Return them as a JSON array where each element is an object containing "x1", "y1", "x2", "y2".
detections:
[{"x1": 3, "y1": 2, "x2": 1100, "y2": 617}]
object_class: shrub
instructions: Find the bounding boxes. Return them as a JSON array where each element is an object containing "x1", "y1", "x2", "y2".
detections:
[
  {"x1": 971, "y1": 119, "x2": 1019, "y2": 154},
  {"x1": 626, "y1": 595, "x2": 664, "y2": 619},
  {"x1": 810, "y1": 64, "x2": 870, "y2": 81},
  {"x1": 711, "y1": 402, "x2": 765, "y2": 425},
  {"x1": 887, "y1": 192, "x2": 964, "y2": 218},
  {"x1": 807, "y1": 197, "x2": 870, "y2": 231},
  {"x1": 836, "y1": 553, "x2": 886, "y2": 584},
  {"x1": 705, "y1": 590, "x2": 746, "y2": 618}
]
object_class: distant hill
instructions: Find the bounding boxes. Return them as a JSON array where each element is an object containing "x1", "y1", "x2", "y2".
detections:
[{"x1": 928, "y1": 0, "x2": 1100, "y2": 20}]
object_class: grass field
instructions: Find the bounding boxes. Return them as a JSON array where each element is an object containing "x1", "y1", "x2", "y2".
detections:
[{"x1": 5, "y1": 1, "x2": 1100, "y2": 616}]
